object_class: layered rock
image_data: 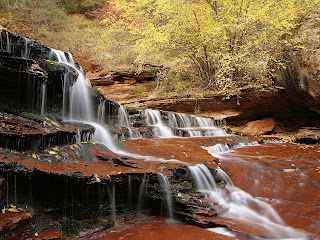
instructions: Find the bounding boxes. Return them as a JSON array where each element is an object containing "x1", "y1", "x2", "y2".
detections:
[{"x1": 270, "y1": 11, "x2": 320, "y2": 114}]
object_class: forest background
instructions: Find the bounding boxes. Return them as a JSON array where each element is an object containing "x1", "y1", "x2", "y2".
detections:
[{"x1": 0, "y1": 0, "x2": 318, "y2": 98}]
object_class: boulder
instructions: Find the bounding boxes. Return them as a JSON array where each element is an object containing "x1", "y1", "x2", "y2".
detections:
[{"x1": 241, "y1": 118, "x2": 283, "y2": 136}]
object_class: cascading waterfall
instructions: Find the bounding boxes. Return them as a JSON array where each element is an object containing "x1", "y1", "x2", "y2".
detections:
[
  {"x1": 167, "y1": 112, "x2": 227, "y2": 137},
  {"x1": 157, "y1": 173, "x2": 174, "y2": 219},
  {"x1": 50, "y1": 49, "x2": 93, "y2": 121},
  {"x1": 144, "y1": 109, "x2": 227, "y2": 138},
  {"x1": 189, "y1": 164, "x2": 306, "y2": 238},
  {"x1": 118, "y1": 105, "x2": 142, "y2": 139},
  {"x1": 145, "y1": 109, "x2": 174, "y2": 137},
  {"x1": 202, "y1": 141, "x2": 259, "y2": 158}
]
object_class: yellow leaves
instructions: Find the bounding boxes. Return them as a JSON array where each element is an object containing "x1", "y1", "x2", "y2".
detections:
[
  {"x1": 316, "y1": 167, "x2": 320, "y2": 174},
  {"x1": 1, "y1": 205, "x2": 24, "y2": 214},
  {"x1": 94, "y1": 174, "x2": 101, "y2": 183},
  {"x1": 48, "y1": 151, "x2": 57, "y2": 155}
]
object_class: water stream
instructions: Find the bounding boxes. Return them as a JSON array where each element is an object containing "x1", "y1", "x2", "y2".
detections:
[
  {"x1": 189, "y1": 164, "x2": 306, "y2": 238},
  {"x1": 158, "y1": 174, "x2": 174, "y2": 219}
]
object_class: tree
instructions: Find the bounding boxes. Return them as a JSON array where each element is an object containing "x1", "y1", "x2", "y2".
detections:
[{"x1": 100, "y1": 0, "x2": 318, "y2": 89}]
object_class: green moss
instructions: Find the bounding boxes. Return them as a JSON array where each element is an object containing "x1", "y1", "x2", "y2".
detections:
[
  {"x1": 175, "y1": 197, "x2": 187, "y2": 204},
  {"x1": 181, "y1": 181, "x2": 193, "y2": 191},
  {"x1": 20, "y1": 112, "x2": 47, "y2": 121},
  {"x1": 39, "y1": 59, "x2": 60, "y2": 72},
  {"x1": 61, "y1": 219, "x2": 81, "y2": 236},
  {"x1": 89, "y1": 87, "x2": 103, "y2": 97}
]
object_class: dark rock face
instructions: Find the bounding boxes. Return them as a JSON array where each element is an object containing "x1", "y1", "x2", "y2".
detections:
[
  {"x1": 270, "y1": 11, "x2": 320, "y2": 114},
  {"x1": 271, "y1": 48, "x2": 320, "y2": 114},
  {"x1": 0, "y1": 51, "x2": 46, "y2": 111},
  {"x1": 0, "y1": 29, "x2": 79, "y2": 115},
  {"x1": 0, "y1": 29, "x2": 51, "y2": 60}
]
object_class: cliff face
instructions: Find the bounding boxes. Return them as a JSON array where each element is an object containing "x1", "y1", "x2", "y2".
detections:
[{"x1": 271, "y1": 11, "x2": 320, "y2": 114}]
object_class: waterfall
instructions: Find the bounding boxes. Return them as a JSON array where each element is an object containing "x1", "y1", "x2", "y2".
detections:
[
  {"x1": 158, "y1": 173, "x2": 174, "y2": 219},
  {"x1": 137, "y1": 174, "x2": 148, "y2": 212},
  {"x1": 145, "y1": 109, "x2": 174, "y2": 137},
  {"x1": 203, "y1": 142, "x2": 259, "y2": 158},
  {"x1": 40, "y1": 81, "x2": 47, "y2": 116},
  {"x1": 145, "y1": 109, "x2": 227, "y2": 138},
  {"x1": 108, "y1": 183, "x2": 116, "y2": 218},
  {"x1": 188, "y1": 164, "x2": 306, "y2": 238},
  {"x1": 97, "y1": 99, "x2": 106, "y2": 124},
  {"x1": 51, "y1": 49, "x2": 93, "y2": 121},
  {"x1": 6, "y1": 31, "x2": 10, "y2": 54},
  {"x1": 22, "y1": 37, "x2": 29, "y2": 58},
  {"x1": 118, "y1": 105, "x2": 142, "y2": 139}
]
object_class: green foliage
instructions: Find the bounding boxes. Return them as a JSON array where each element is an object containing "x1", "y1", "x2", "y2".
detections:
[
  {"x1": 149, "y1": 81, "x2": 157, "y2": 89},
  {"x1": 134, "y1": 86, "x2": 146, "y2": 97},
  {"x1": 58, "y1": 0, "x2": 105, "y2": 14}
]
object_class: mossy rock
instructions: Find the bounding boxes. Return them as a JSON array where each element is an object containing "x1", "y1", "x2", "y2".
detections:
[{"x1": 61, "y1": 219, "x2": 82, "y2": 236}]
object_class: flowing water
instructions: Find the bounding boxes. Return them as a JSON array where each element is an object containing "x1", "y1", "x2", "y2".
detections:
[
  {"x1": 144, "y1": 109, "x2": 227, "y2": 138},
  {"x1": 157, "y1": 174, "x2": 174, "y2": 219},
  {"x1": 6, "y1": 31, "x2": 10, "y2": 54},
  {"x1": 97, "y1": 99, "x2": 106, "y2": 124},
  {"x1": 50, "y1": 49, "x2": 94, "y2": 121},
  {"x1": 118, "y1": 105, "x2": 142, "y2": 139},
  {"x1": 40, "y1": 81, "x2": 47, "y2": 116},
  {"x1": 145, "y1": 109, "x2": 174, "y2": 137},
  {"x1": 137, "y1": 174, "x2": 149, "y2": 212},
  {"x1": 202, "y1": 141, "x2": 259, "y2": 158},
  {"x1": 189, "y1": 164, "x2": 307, "y2": 238},
  {"x1": 22, "y1": 37, "x2": 29, "y2": 58}
]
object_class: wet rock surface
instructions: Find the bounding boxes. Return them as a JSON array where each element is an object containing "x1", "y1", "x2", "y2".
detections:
[
  {"x1": 212, "y1": 141, "x2": 320, "y2": 238},
  {"x1": 0, "y1": 111, "x2": 94, "y2": 151}
]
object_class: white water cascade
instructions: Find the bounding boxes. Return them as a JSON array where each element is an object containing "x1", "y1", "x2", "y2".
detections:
[
  {"x1": 22, "y1": 37, "x2": 29, "y2": 58},
  {"x1": 51, "y1": 49, "x2": 94, "y2": 121},
  {"x1": 145, "y1": 109, "x2": 174, "y2": 137},
  {"x1": 47, "y1": 54, "x2": 184, "y2": 163},
  {"x1": 137, "y1": 174, "x2": 149, "y2": 212},
  {"x1": 40, "y1": 81, "x2": 47, "y2": 116},
  {"x1": 202, "y1": 141, "x2": 259, "y2": 158},
  {"x1": 167, "y1": 112, "x2": 227, "y2": 137},
  {"x1": 6, "y1": 31, "x2": 10, "y2": 54},
  {"x1": 118, "y1": 105, "x2": 142, "y2": 139},
  {"x1": 189, "y1": 164, "x2": 306, "y2": 238},
  {"x1": 144, "y1": 109, "x2": 227, "y2": 138},
  {"x1": 158, "y1": 173, "x2": 174, "y2": 219},
  {"x1": 97, "y1": 99, "x2": 106, "y2": 124}
]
